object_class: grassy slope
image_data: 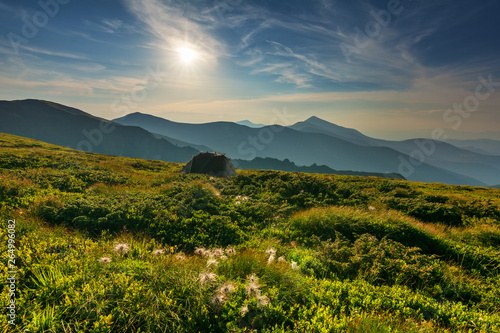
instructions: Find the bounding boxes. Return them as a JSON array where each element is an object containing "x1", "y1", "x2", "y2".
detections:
[{"x1": 1, "y1": 132, "x2": 500, "y2": 332}]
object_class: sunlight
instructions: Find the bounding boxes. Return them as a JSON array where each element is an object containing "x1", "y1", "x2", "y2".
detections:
[{"x1": 177, "y1": 47, "x2": 197, "y2": 65}]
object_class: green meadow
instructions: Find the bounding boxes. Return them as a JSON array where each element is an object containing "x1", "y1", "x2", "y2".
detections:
[{"x1": 1, "y1": 132, "x2": 499, "y2": 332}]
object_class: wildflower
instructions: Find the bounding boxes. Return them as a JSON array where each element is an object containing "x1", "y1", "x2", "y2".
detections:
[
  {"x1": 98, "y1": 256, "x2": 112, "y2": 265},
  {"x1": 235, "y1": 195, "x2": 242, "y2": 199},
  {"x1": 194, "y1": 246, "x2": 206, "y2": 256},
  {"x1": 153, "y1": 249, "x2": 165, "y2": 257},
  {"x1": 175, "y1": 253, "x2": 186, "y2": 261},
  {"x1": 207, "y1": 258, "x2": 219, "y2": 267},
  {"x1": 235, "y1": 201, "x2": 241, "y2": 206},
  {"x1": 291, "y1": 261, "x2": 299, "y2": 270},
  {"x1": 212, "y1": 248, "x2": 225, "y2": 258},
  {"x1": 225, "y1": 246, "x2": 236, "y2": 256},
  {"x1": 218, "y1": 283, "x2": 236, "y2": 295},
  {"x1": 247, "y1": 273, "x2": 259, "y2": 284},
  {"x1": 257, "y1": 295, "x2": 270, "y2": 307},
  {"x1": 211, "y1": 293, "x2": 226, "y2": 306},
  {"x1": 220, "y1": 255, "x2": 228, "y2": 261},
  {"x1": 199, "y1": 271, "x2": 217, "y2": 285},
  {"x1": 241, "y1": 196, "x2": 249, "y2": 201},
  {"x1": 240, "y1": 305, "x2": 249, "y2": 316},
  {"x1": 113, "y1": 243, "x2": 130, "y2": 256},
  {"x1": 245, "y1": 282, "x2": 261, "y2": 297},
  {"x1": 278, "y1": 256, "x2": 286, "y2": 262},
  {"x1": 368, "y1": 206, "x2": 376, "y2": 211},
  {"x1": 265, "y1": 248, "x2": 276, "y2": 256},
  {"x1": 267, "y1": 254, "x2": 275, "y2": 265}
]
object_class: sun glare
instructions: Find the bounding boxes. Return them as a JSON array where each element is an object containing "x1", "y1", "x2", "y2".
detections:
[{"x1": 178, "y1": 47, "x2": 197, "y2": 64}]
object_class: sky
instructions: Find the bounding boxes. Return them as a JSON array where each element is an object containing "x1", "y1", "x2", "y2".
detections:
[{"x1": 0, "y1": 0, "x2": 500, "y2": 140}]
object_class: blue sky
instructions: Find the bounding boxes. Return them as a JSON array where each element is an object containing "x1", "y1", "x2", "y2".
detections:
[{"x1": 1, "y1": 0, "x2": 499, "y2": 139}]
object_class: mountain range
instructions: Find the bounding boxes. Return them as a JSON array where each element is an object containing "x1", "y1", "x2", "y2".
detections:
[
  {"x1": 0, "y1": 99, "x2": 197, "y2": 162},
  {"x1": 114, "y1": 112, "x2": 499, "y2": 186},
  {"x1": 1, "y1": 99, "x2": 499, "y2": 186},
  {"x1": 289, "y1": 116, "x2": 500, "y2": 185},
  {"x1": 0, "y1": 99, "x2": 400, "y2": 180}
]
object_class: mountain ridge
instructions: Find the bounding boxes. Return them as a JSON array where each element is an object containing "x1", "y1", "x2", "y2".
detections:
[
  {"x1": 0, "y1": 99, "x2": 494, "y2": 186},
  {"x1": 113, "y1": 111, "x2": 487, "y2": 186},
  {"x1": 0, "y1": 99, "x2": 198, "y2": 163},
  {"x1": 288, "y1": 115, "x2": 500, "y2": 185}
]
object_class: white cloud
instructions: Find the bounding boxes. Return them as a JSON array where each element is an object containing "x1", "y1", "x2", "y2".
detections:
[
  {"x1": 0, "y1": 64, "x2": 145, "y2": 97},
  {"x1": 125, "y1": 0, "x2": 225, "y2": 64},
  {"x1": 19, "y1": 45, "x2": 89, "y2": 60}
]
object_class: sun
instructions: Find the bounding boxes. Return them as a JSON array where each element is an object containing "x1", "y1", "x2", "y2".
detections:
[{"x1": 177, "y1": 47, "x2": 197, "y2": 64}]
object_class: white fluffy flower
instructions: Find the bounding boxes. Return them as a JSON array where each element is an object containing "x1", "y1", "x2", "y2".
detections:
[
  {"x1": 240, "y1": 305, "x2": 249, "y2": 316},
  {"x1": 247, "y1": 273, "x2": 259, "y2": 284},
  {"x1": 113, "y1": 243, "x2": 130, "y2": 256},
  {"x1": 245, "y1": 282, "x2": 261, "y2": 297},
  {"x1": 267, "y1": 254, "x2": 275, "y2": 265},
  {"x1": 218, "y1": 283, "x2": 236, "y2": 295},
  {"x1": 265, "y1": 248, "x2": 276, "y2": 256},
  {"x1": 212, "y1": 248, "x2": 225, "y2": 258},
  {"x1": 225, "y1": 247, "x2": 236, "y2": 256},
  {"x1": 199, "y1": 271, "x2": 217, "y2": 285},
  {"x1": 211, "y1": 293, "x2": 226, "y2": 306},
  {"x1": 257, "y1": 295, "x2": 270, "y2": 307},
  {"x1": 207, "y1": 258, "x2": 219, "y2": 267},
  {"x1": 194, "y1": 246, "x2": 206, "y2": 256},
  {"x1": 153, "y1": 249, "x2": 165, "y2": 256},
  {"x1": 98, "y1": 256, "x2": 112, "y2": 265}
]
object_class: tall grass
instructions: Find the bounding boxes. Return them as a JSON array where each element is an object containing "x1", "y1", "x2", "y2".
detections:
[{"x1": 1, "y1": 133, "x2": 499, "y2": 332}]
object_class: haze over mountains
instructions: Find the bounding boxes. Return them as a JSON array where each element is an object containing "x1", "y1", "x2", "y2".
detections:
[
  {"x1": 1, "y1": 99, "x2": 499, "y2": 187},
  {"x1": 289, "y1": 116, "x2": 500, "y2": 186},
  {"x1": 114, "y1": 112, "x2": 499, "y2": 186},
  {"x1": 0, "y1": 100, "x2": 197, "y2": 162}
]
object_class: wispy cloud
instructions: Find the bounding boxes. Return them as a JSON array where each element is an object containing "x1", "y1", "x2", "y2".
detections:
[
  {"x1": 251, "y1": 62, "x2": 312, "y2": 88},
  {"x1": 0, "y1": 1, "x2": 28, "y2": 17},
  {"x1": 125, "y1": 0, "x2": 225, "y2": 64},
  {"x1": 19, "y1": 45, "x2": 89, "y2": 60},
  {"x1": 0, "y1": 71, "x2": 151, "y2": 102},
  {"x1": 83, "y1": 19, "x2": 115, "y2": 34},
  {"x1": 82, "y1": 18, "x2": 141, "y2": 35},
  {"x1": 72, "y1": 63, "x2": 107, "y2": 73},
  {"x1": 0, "y1": 55, "x2": 143, "y2": 97}
]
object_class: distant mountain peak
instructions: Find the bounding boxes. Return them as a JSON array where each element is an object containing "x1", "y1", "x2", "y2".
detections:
[
  {"x1": 305, "y1": 115, "x2": 323, "y2": 122},
  {"x1": 236, "y1": 120, "x2": 266, "y2": 128},
  {"x1": 300, "y1": 115, "x2": 346, "y2": 129},
  {"x1": 125, "y1": 111, "x2": 149, "y2": 117},
  {"x1": 303, "y1": 116, "x2": 342, "y2": 127},
  {"x1": 115, "y1": 111, "x2": 169, "y2": 122}
]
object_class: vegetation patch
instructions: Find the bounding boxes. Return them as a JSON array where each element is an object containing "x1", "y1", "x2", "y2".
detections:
[{"x1": 1, "y1": 133, "x2": 499, "y2": 332}]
